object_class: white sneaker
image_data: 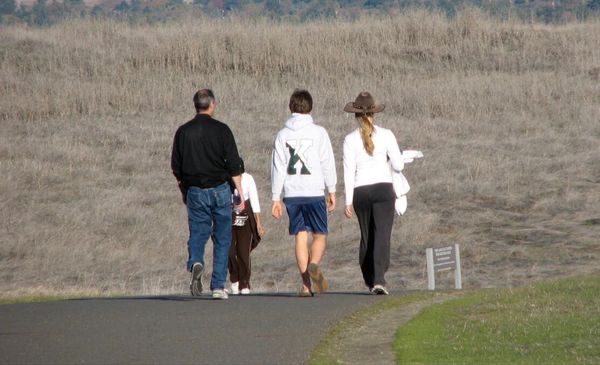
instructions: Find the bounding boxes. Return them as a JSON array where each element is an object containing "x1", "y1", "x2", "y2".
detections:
[
  {"x1": 372, "y1": 284, "x2": 389, "y2": 295},
  {"x1": 212, "y1": 289, "x2": 229, "y2": 300},
  {"x1": 230, "y1": 282, "x2": 240, "y2": 295},
  {"x1": 240, "y1": 288, "x2": 250, "y2": 295}
]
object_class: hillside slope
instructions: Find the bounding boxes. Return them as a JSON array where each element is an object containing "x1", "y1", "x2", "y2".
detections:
[{"x1": 1, "y1": 11, "x2": 599, "y2": 296}]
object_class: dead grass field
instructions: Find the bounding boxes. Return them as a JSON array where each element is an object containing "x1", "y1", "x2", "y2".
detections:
[{"x1": 1, "y1": 10, "x2": 600, "y2": 296}]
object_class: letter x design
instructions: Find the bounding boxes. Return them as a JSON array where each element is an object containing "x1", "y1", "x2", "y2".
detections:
[{"x1": 286, "y1": 139, "x2": 312, "y2": 175}]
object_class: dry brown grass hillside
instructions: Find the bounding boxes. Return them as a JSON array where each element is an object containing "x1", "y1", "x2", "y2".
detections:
[{"x1": 1, "y1": 10, "x2": 600, "y2": 297}]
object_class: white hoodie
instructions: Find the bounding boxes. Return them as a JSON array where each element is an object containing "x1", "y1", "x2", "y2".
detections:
[{"x1": 271, "y1": 113, "x2": 336, "y2": 201}]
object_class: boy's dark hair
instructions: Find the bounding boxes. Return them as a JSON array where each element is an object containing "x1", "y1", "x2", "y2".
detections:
[
  {"x1": 289, "y1": 89, "x2": 313, "y2": 114},
  {"x1": 193, "y1": 88, "x2": 215, "y2": 112}
]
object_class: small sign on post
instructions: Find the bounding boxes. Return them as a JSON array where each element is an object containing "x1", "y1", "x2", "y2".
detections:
[{"x1": 426, "y1": 244, "x2": 462, "y2": 290}]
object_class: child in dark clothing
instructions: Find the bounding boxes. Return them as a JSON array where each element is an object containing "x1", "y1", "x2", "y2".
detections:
[{"x1": 229, "y1": 172, "x2": 265, "y2": 294}]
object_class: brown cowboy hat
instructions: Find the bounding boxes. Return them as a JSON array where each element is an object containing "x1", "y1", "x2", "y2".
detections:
[{"x1": 343, "y1": 91, "x2": 385, "y2": 114}]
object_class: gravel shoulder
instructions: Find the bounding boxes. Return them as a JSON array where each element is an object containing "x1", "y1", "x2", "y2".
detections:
[{"x1": 311, "y1": 291, "x2": 460, "y2": 365}]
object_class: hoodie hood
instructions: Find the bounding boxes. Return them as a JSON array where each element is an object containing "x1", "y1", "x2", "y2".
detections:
[{"x1": 285, "y1": 113, "x2": 314, "y2": 131}]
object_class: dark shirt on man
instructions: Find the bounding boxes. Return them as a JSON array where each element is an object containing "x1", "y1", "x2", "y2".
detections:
[{"x1": 171, "y1": 114, "x2": 244, "y2": 189}]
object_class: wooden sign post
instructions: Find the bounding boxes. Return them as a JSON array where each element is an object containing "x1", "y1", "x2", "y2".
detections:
[{"x1": 426, "y1": 244, "x2": 462, "y2": 290}]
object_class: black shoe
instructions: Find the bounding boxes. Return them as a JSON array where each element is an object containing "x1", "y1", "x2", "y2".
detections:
[{"x1": 190, "y1": 263, "x2": 204, "y2": 296}]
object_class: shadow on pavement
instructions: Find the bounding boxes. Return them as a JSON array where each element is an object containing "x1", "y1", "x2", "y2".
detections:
[{"x1": 67, "y1": 291, "x2": 380, "y2": 302}]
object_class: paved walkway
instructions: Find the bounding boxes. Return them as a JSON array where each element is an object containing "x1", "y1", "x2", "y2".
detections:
[{"x1": 0, "y1": 292, "x2": 384, "y2": 365}]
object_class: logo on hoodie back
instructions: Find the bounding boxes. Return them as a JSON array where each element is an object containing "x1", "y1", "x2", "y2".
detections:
[{"x1": 286, "y1": 139, "x2": 313, "y2": 175}]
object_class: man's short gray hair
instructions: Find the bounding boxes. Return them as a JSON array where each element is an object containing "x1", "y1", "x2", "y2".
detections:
[{"x1": 193, "y1": 89, "x2": 215, "y2": 112}]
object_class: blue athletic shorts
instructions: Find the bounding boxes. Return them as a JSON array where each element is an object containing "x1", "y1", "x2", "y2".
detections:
[{"x1": 283, "y1": 196, "x2": 328, "y2": 235}]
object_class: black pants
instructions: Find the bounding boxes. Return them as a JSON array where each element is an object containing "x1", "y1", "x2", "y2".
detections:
[
  {"x1": 228, "y1": 224, "x2": 253, "y2": 290},
  {"x1": 353, "y1": 183, "x2": 396, "y2": 288}
]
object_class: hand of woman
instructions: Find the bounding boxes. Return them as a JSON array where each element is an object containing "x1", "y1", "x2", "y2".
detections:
[{"x1": 344, "y1": 205, "x2": 353, "y2": 219}]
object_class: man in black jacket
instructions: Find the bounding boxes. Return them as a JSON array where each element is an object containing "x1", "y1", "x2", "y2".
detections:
[{"x1": 171, "y1": 88, "x2": 245, "y2": 300}]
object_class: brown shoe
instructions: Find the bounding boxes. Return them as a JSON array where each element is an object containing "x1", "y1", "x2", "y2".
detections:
[
  {"x1": 307, "y1": 263, "x2": 328, "y2": 294},
  {"x1": 298, "y1": 289, "x2": 314, "y2": 297}
]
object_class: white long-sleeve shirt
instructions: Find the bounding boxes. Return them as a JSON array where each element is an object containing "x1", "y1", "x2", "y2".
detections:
[
  {"x1": 237, "y1": 172, "x2": 260, "y2": 213},
  {"x1": 343, "y1": 125, "x2": 404, "y2": 205},
  {"x1": 271, "y1": 113, "x2": 337, "y2": 201}
]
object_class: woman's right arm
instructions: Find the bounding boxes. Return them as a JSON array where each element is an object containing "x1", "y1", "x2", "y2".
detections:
[
  {"x1": 387, "y1": 130, "x2": 404, "y2": 173},
  {"x1": 343, "y1": 136, "x2": 356, "y2": 217}
]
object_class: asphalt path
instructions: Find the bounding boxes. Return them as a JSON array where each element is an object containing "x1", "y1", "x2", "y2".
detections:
[{"x1": 0, "y1": 292, "x2": 385, "y2": 365}]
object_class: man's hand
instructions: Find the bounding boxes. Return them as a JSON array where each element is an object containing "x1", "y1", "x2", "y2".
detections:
[
  {"x1": 344, "y1": 205, "x2": 353, "y2": 219},
  {"x1": 327, "y1": 193, "x2": 336, "y2": 213},
  {"x1": 178, "y1": 181, "x2": 187, "y2": 205},
  {"x1": 234, "y1": 199, "x2": 245, "y2": 213},
  {"x1": 271, "y1": 201, "x2": 283, "y2": 219},
  {"x1": 231, "y1": 174, "x2": 245, "y2": 212}
]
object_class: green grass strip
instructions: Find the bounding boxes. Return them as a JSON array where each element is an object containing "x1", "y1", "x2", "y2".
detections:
[
  {"x1": 394, "y1": 274, "x2": 600, "y2": 365},
  {"x1": 0, "y1": 294, "x2": 76, "y2": 305},
  {"x1": 0, "y1": 292, "x2": 116, "y2": 305}
]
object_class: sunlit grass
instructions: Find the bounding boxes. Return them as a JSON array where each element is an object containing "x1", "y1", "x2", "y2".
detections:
[{"x1": 395, "y1": 274, "x2": 600, "y2": 364}]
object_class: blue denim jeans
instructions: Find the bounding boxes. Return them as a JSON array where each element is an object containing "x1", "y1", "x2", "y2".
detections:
[{"x1": 186, "y1": 182, "x2": 232, "y2": 290}]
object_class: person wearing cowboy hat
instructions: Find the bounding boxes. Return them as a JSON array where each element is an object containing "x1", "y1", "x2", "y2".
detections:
[{"x1": 342, "y1": 91, "x2": 404, "y2": 295}]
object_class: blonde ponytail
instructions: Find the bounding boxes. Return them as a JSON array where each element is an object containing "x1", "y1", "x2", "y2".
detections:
[{"x1": 357, "y1": 113, "x2": 374, "y2": 156}]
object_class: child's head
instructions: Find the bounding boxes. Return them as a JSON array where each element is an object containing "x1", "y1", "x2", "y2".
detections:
[{"x1": 289, "y1": 89, "x2": 313, "y2": 114}]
